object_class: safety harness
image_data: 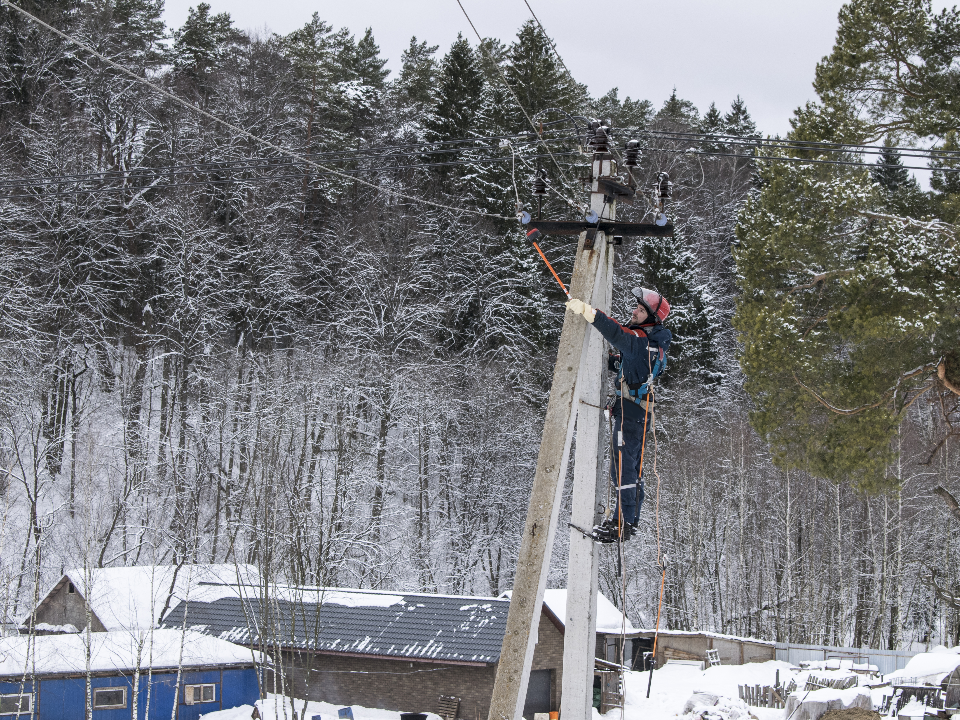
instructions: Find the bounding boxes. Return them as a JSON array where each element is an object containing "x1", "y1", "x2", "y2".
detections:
[{"x1": 614, "y1": 328, "x2": 666, "y2": 404}]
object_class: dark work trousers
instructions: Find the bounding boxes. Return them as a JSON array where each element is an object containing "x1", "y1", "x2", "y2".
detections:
[{"x1": 610, "y1": 401, "x2": 652, "y2": 525}]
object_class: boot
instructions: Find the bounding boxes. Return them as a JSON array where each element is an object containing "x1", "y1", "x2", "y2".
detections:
[{"x1": 592, "y1": 517, "x2": 623, "y2": 544}]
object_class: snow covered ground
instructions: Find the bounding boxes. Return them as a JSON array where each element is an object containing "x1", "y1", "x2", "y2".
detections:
[{"x1": 199, "y1": 661, "x2": 887, "y2": 720}]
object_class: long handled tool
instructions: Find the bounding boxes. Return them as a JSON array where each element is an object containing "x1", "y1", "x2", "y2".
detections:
[{"x1": 526, "y1": 228, "x2": 570, "y2": 299}]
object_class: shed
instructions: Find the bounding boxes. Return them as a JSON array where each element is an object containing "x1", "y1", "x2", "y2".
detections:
[
  {"x1": 0, "y1": 629, "x2": 262, "y2": 720},
  {"x1": 160, "y1": 584, "x2": 564, "y2": 720},
  {"x1": 25, "y1": 564, "x2": 260, "y2": 633},
  {"x1": 886, "y1": 647, "x2": 960, "y2": 709},
  {"x1": 629, "y1": 629, "x2": 776, "y2": 669}
]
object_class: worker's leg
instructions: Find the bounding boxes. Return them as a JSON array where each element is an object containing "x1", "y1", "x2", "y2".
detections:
[{"x1": 610, "y1": 405, "x2": 651, "y2": 526}]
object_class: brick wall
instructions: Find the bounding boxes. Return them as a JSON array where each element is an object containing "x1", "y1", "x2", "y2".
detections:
[{"x1": 275, "y1": 610, "x2": 566, "y2": 720}]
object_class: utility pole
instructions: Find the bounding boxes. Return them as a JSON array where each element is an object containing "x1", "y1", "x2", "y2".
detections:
[
  {"x1": 488, "y1": 123, "x2": 672, "y2": 720},
  {"x1": 560, "y1": 144, "x2": 617, "y2": 720}
]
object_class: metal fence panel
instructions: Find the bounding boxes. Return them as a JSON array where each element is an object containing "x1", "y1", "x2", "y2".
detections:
[{"x1": 775, "y1": 642, "x2": 917, "y2": 676}]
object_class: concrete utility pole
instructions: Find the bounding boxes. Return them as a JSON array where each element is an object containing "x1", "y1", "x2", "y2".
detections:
[
  {"x1": 560, "y1": 149, "x2": 618, "y2": 720},
  {"x1": 487, "y1": 226, "x2": 609, "y2": 720},
  {"x1": 487, "y1": 124, "x2": 671, "y2": 720}
]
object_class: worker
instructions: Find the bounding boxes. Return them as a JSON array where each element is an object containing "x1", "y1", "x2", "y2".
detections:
[{"x1": 566, "y1": 288, "x2": 671, "y2": 543}]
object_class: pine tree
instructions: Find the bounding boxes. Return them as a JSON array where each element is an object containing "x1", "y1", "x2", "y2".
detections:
[
  {"x1": 591, "y1": 88, "x2": 653, "y2": 129},
  {"x1": 171, "y1": 3, "x2": 243, "y2": 80},
  {"x1": 396, "y1": 36, "x2": 438, "y2": 110},
  {"x1": 352, "y1": 28, "x2": 390, "y2": 89}
]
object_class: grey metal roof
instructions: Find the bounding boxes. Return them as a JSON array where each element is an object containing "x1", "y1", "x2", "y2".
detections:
[{"x1": 159, "y1": 589, "x2": 510, "y2": 664}]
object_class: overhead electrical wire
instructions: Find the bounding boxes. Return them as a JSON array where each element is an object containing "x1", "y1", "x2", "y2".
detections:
[
  {"x1": 0, "y1": 152, "x2": 585, "y2": 199},
  {"x1": 0, "y1": 0, "x2": 520, "y2": 222}
]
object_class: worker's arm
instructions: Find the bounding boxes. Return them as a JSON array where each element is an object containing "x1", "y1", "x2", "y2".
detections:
[{"x1": 592, "y1": 311, "x2": 649, "y2": 356}]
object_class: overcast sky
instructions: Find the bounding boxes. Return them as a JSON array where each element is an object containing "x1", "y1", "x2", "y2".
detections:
[{"x1": 161, "y1": 0, "x2": 856, "y2": 138}]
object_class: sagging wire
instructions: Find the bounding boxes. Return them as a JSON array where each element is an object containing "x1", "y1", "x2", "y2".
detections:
[{"x1": 0, "y1": 0, "x2": 519, "y2": 221}]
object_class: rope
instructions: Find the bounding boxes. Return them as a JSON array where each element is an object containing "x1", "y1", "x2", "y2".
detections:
[
  {"x1": 0, "y1": 0, "x2": 517, "y2": 221},
  {"x1": 647, "y1": 388, "x2": 665, "y2": 699}
]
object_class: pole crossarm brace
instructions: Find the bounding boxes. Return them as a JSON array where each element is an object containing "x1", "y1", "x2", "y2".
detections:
[{"x1": 527, "y1": 221, "x2": 674, "y2": 236}]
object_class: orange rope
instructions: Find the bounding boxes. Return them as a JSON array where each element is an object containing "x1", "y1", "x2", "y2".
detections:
[{"x1": 531, "y1": 241, "x2": 570, "y2": 297}]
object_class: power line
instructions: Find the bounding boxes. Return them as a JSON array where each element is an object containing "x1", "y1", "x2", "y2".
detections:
[
  {"x1": 0, "y1": 152, "x2": 586, "y2": 199},
  {"x1": 0, "y1": 0, "x2": 518, "y2": 222},
  {"x1": 0, "y1": 147, "x2": 578, "y2": 192}
]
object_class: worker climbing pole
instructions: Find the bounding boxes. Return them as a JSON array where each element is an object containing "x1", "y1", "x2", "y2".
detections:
[{"x1": 487, "y1": 120, "x2": 674, "y2": 720}]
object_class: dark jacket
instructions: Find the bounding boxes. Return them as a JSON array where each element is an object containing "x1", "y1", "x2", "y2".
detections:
[{"x1": 593, "y1": 311, "x2": 672, "y2": 417}]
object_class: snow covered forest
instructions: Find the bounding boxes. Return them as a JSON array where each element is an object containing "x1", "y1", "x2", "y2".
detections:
[{"x1": 2, "y1": 0, "x2": 960, "y2": 652}]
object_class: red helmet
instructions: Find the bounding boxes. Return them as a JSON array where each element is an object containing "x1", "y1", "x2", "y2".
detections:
[{"x1": 632, "y1": 287, "x2": 670, "y2": 323}]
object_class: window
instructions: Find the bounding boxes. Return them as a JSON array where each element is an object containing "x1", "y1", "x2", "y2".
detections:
[
  {"x1": 0, "y1": 693, "x2": 32, "y2": 716},
  {"x1": 93, "y1": 687, "x2": 127, "y2": 709},
  {"x1": 67, "y1": 582, "x2": 75, "y2": 594},
  {"x1": 184, "y1": 684, "x2": 216, "y2": 705}
]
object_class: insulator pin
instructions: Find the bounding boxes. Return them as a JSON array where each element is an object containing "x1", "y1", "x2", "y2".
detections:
[{"x1": 532, "y1": 169, "x2": 547, "y2": 196}]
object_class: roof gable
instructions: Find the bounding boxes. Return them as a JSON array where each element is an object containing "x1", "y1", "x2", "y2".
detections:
[{"x1": 28, "y1": 564, "x2": 260, "y2": 631}]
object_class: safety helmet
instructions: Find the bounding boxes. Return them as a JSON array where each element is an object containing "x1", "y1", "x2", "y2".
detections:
[{"x1": 631, "y1": 287, "x2": 670, "y2": 323}]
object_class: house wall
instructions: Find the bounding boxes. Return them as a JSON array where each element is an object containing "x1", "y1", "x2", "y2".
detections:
[
  {"x1": 31, "y1": 580, "x2": 107, "y2": 632},
  {"x1": 0, "y1": 666, "x2": 259, "y2": 720},
  {"x1": 279, "y1": 612, "x2": 565, "y2": 720},
  {"x1": 627, "y1": 633, "x2": 775, "y2": 667}
]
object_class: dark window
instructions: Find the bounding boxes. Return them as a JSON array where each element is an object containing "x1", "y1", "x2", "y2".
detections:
[
  {"x1": 93, "y1": 687, "x2": 126, "y2": 709},
  {"x1": 0, "y1": 693, "x2": 32, "y2": 715},
  {"x1": 184, "y1": 684, "x2": 216, "y2": 704},
  {"x1": 67, "y1": 583, "x2": 75, "y2": 594}
]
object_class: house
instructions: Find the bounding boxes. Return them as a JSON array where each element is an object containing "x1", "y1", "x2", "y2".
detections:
[
  {"x1": 24, "y1": 564, "x2": 260, "y2": 633},
  {"x1": 159, "y1": 584, "x2": 564, "y2": 720},
  {"x1": 0, "y1": 628, "x2": 262, "y2": 720},
  {"x1": 535, "y1": 589, "x2": 643, "y2": 665}
]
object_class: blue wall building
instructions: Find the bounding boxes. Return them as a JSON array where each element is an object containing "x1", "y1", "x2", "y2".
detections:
[{"x1": 0, "y1": 629, "x2": 262, "y2": 719}]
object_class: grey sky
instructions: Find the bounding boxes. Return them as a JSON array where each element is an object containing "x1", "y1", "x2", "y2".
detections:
[{"x1": 162, "y1": 0, "x2": 854, "y2": 138}]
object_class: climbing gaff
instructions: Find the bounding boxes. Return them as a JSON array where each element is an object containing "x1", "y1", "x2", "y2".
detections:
[{"x1": 526, "y1": 228, "x2": 570, "y2": 299}]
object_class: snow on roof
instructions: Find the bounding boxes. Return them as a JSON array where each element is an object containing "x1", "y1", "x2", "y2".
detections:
[
  {"x1": 0, "y1": 629, "x2": 261, "y2": 678},
  {"x1": 886, "y1": 646, "x2": 960, "y2": 685},
  {"x1": 537, "y1": 589, "x2": 640, "y2": 634},
  {"x1": 36, "y1": 564, "x2": 260, "y2": 631},
  {"x1": 187, "y1": 583, "x2": 405, "y2": 609},
  {"x1": 631, "y1": 627, "x2": 776, "y2": 646}
]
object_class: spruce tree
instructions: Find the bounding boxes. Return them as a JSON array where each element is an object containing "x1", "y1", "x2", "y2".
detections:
[
  {"x1": 871, "y1": 142, "x2": 927, "y2": 217},
  {"x1": 930, "y1": 131, "x2": 960, "y2": 222},
  {"x1": 698, "y1": 102, "x2": 725, "y2": 152},
  {"x1": 657, "y1": 89, "x2": 699, "y2": 127},
  {"x1": 591, "y1": 88, "x2": 653, "y2": 130},
  {"x1": 723, "y1": 96, "x2": 757, "y2": 137},
  {"x1": 504, "y1": 20, "x2": 587, "y2": 131}
]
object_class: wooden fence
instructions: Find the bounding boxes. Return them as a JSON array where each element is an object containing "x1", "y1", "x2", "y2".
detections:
[{"x1": 739, "y1": 685, "x2": 786, "y2": 709}]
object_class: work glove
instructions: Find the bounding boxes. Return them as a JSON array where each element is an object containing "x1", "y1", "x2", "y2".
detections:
[{"x1": 565, "y1": 298, "x2": 596, "y2": 323}]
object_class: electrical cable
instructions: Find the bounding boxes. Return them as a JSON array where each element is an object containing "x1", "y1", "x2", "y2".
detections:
[
  {"x1": 0, "y1": 0, "x2": 518, "y2": 221},
  {"x1": 0, "y1": 151, "x2": 583, "y2": 198}
]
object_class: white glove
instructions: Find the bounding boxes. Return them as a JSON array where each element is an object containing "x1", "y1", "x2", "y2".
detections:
[{"x1": 565, "y1": 298, "x2": 596, "y2": 323}]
